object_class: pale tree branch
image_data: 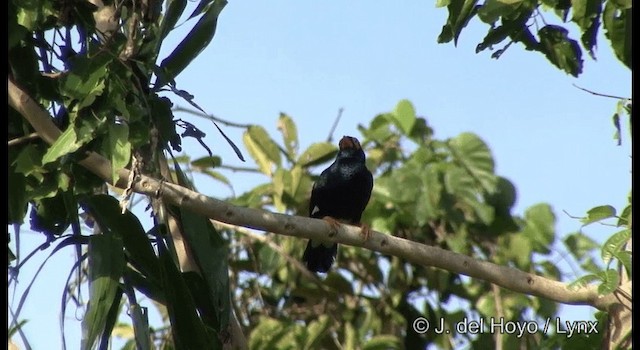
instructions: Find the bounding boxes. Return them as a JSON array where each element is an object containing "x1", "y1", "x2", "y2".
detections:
[{"x1": 8, "y1": 78, "x2": 624, "y2": 316}]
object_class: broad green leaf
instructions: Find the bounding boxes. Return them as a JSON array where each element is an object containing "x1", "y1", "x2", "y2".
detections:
[
  {"x1": 477, "y1": 0, "x2": 523, "y2": 24},
  {"x1": 505, "y1": 233, "x2": 533, "y2": 267},
  {"x1": 602, "y1": 1, "x2": 631, "y2": 69},
  {"x1": 109, "y1": 122, "x2": 131, "y2": 185},
  {"x1": 159, "y1": 0, "x2": 227, "y2": 83},
  {"x1": 243, "y1": 125, "x2": 281, "y2": 176},
  {"x1": 60, "y1": 53, "x2": 112, "y2": 109},
  {"x1": 42, "y1": 126, "x2": 81, "y2": 165},
  {"x1": 597, "y1": 269, "x2": 620, "y2": 295},
  {"x1": 563, "y1": 232, "x2": 599, "y2": 261},
  {"x1": 278, "y1": 113, "x2": 298, "y2": 158},
  {"x1": 601, "y1": 228, "x2": 630, "y2": 264},
  {"x1": 437, "y1": 0, "x2": 479, "y2": 45},
  {"x1": 538, "y1": 25, "x2": 583, "y2": 77},
  {"x1": 523, "y1": 203, "x2": 555, "y2": 251},
  {"x1": 448, "y1": 132, "x2": 497, "y2": 192},
  {"x1": 82, "y1": 234, "x2": 125, "y2": 350},
  {"x1": 581, "y1": 205, "x2": 616, "y2": 226},
  {"x1": 392, "y1": 99, "x2": 417, "y2": 135},
  {"x1": 297, "y1": 142, "x2": 338, "y2": 167},
  {"x1": 43, "y1": 116, "x2": 105, "y2": 165},
  {"x1": 191, "y1": 155, "x2": 222, "y2": 168}
]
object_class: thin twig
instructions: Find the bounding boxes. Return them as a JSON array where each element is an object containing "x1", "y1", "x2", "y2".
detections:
[
  {"x1": 326, "y1": 107, "x2": 344, "y2": 143},
  {"x1": 8, "y1": 133, "x2": 40, "y2": 146},
  {"x1": 173, "y1": 106, "x2": 251, "y2": 128},
  {"x1": 572, "y1": 84, "x2": 631, "y2": 100}
]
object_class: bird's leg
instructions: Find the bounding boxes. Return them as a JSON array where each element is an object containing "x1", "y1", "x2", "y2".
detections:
[
  {"x1": 322, "y1": 216, "x2": 342, "y2": 236},
  {"x1": 359, "y1": 223, "x2": 371, "y2": 241}
]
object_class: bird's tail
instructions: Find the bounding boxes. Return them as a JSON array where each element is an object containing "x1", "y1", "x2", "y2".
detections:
[{"x1": 302, "y1": 241, "x2": 337, "y2": 273}]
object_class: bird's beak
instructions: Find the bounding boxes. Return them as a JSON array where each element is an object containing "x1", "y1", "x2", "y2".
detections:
[{"x1": 339, "y1": 136, "x2": 361, "y2": 150}]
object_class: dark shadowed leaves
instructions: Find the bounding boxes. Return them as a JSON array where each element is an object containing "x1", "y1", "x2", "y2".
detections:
[{"x1": 538, "y1": 25, "x2": 583, "y2": 77}]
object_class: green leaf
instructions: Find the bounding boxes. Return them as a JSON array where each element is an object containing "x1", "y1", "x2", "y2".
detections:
[
  {"x1": 568, "y1": 273, "x2": 599, "y2": 290},
  {"x1": 159, "y1": 0, "x2": 187, "y2": 40},
  {"x1": 128, "y1": 303, "x2": 151, "y2": 350},
  {"x1": 82, "y1": 234, "x2": 125, "y2": 350},
  {"x1": 581, "y1": 205, "x2": 616, "y2": 226},
  {"x1": 303, "y1": 315, "x2": 331, "y2": 350},
  {"x1": 522, "y1": 203, "x2": 555, "y2": 251},
  {"x1": 363, "y1": 335, "x2": 402, "y2": 350},
  {"x1": 563, "y1": 232, "x2": 599, "y2": 261},
  {"x1": 597, "y1": 269, "x2": 619, "y2": 295},
  {"x1": 601, "y1": 228, "x2": 631, "y2": 264},
  {"x1": 297, "y1": 142, "x2": 338, "y2": 167},
  {"x1": 159, "y1": 245, "x2": 216, "y2": 349},
  {"x1": 42, "y1": 126, "x2": 81, "y2": 165},
  {"x1": 505, "y1": 233, "x2": 532, "y2": 268},
  {"x1": 438, "y1": 0, "x2": 479, "y2": 45},
  {"x1": 191, "y1": 156, "x2": 222, "y2": 168},
  {"x1": 173, "y1": 165, "x2": 230, "y2": 332},
  {"x1": 60, "y1": 53, "x2": 112, "y2": 109},
  {"x1": 538, "y1": 25, "x2": 583, "y2": 77},
  {"x1": 477, "y1": 0, "x2": 523, "y2": 24},
  {"x1": 447, "y1": 132, "x2": 497, "y2": 193},
  {"x1": 249, "y1": 317, "x2": 290, "y2": 350},
  {"x1": 391, "y1": 100, "x2": 417, "y2": 135},
  {"x1": 109, "y1": 122, "x2": 131, "y2": 185},
  {"x1": 159, "y1": 0, "x2": 227, "y2": 84},
  {"x1": 278, "y1": 113, "x2": 299, "y2": 158},
  {"x1": 83, "y1": 195, "x2": 160, "y2": 284},
  {"x1": 243, "y1": 125, "x2": 282, "y2": 176},
  {"x1": 602, "y1": 1, "x2": 631, "y2": 69}
]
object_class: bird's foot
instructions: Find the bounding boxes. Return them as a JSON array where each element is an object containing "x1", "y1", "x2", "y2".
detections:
[
  {"x1": 359, "y1": 223, "x2": 371, "y2": 241},
  {"x1": 322, "y1": 216, "x2": 341, "y2": 236}
]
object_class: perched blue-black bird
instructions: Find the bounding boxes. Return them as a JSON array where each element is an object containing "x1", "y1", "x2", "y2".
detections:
[{"x1": 302, "y1": 136, "x2": 373, "y2": 273}]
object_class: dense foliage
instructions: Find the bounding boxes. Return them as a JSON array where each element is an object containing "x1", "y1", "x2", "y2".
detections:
[{"x1": 8, "y1": 0, "x2": 631, "y2": 349}]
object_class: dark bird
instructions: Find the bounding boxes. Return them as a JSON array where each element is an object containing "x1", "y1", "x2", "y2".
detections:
[{"x1": 302, "y1": 136, "x2": 373, "y2": 273}]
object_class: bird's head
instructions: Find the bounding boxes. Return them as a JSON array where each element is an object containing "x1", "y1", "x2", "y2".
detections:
[{"x1": 337, "y1": 136, "x2": 366, "y2": 162}]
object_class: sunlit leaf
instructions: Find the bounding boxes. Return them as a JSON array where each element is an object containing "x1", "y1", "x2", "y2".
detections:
[
  {"x1": 278, "y1": 113, "x2": 298, "y2": 158},
  {"x1": 447, "y1": 132, "x2": 497, "y2": 192},
  {"x1": 601, "y1": 228, "x2": 630, "y2": 264},
  {"x1": 392, "y1": 100, "x2": 417, "y2": 135},
  {"x1": 108, "y1": 122, "x2": 131, "y2": 185},
  {"x1": 297, "y1": 142, "x2": 338, "y2": 168},
  {"x1": 581, "y1": 205, "x2": 616, "y2": 226}
]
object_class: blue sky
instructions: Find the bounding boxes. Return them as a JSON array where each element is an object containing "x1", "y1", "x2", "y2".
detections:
[{"x1": 9, "y1": 2, "x2": 631, "y2": 348}]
